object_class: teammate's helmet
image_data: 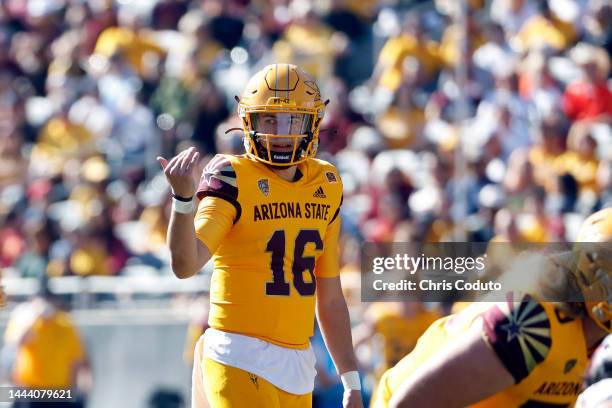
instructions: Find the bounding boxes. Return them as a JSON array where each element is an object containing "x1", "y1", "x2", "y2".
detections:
[
  {"x1": 238, "y1": 63, "x2": 325, "y2": 166},
  {"x1": 575, "y1": 208, "x2": 612, "y2": 333}
]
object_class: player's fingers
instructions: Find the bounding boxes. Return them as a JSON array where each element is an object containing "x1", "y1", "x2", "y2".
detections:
[
  {"x1": 179, "y1": 147, "x2": 197, "y2": 174},
  {"x1": 168, "y1": 150, "x2": 189, "y2": 175},
  {"x1": 157, "y1": 156, "x2": 168, "y2": 169},
  {"x1": 184, "y1": 149, "x2": 200, "y2": 174},
  {"x1": 188, "y1": 151, "x2": 200, "y2": 173},
  {"x1": 164, "y1": 153, "x2": 182, "y2": 175}
]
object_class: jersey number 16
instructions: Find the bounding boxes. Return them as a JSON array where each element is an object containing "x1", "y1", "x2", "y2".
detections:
[{"x1": 265, "y1": 229, "x2": 323, "y2": 296}]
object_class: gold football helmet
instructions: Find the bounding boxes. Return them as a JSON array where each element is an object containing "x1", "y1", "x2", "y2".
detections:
[
  {"x1": 575, "y1": 208, "x2": 612, "y2": 333},
  {"x1": 237, "y1": 63, "x2": 326, "y2": 166}
]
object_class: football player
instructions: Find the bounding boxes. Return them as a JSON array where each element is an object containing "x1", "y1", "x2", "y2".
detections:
[
  {"x1": 352, "y1": 301, "x2": 441, "y2": 379},
  {"x1": 158, "y1": 64, "x2": 362, "y2": 408},
  {"x1": 371, "y1": 208, "x2": 612, "y2": 408}
]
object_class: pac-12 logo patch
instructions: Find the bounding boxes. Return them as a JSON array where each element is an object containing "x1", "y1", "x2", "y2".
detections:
[
  {"x1": 258, "y1": 178, "x2": 270, "y2": 196},
  {"x1": 325, "y1": 171, "x2": 337, "y2": 183}
]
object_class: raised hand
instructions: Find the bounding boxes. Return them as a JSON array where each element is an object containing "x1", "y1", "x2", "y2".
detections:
[{"x1": 157, "y1": 147, "x2": 200, "y2": 198}]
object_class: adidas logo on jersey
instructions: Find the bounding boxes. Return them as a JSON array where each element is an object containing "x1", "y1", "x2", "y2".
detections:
[{"x1": 313, "y1": 187, "x2": 326, "y2": 198}]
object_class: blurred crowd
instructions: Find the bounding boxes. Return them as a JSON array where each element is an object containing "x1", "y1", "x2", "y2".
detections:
[
  {"x1": 1, "y1": 0, "x2": 611, "y2": 285},
  {"x1": 0, "y1": 0, "x2": 611, "y2": 405}
]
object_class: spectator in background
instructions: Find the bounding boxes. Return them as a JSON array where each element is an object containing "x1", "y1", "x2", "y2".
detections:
[
  {"x1": 376, "y1": 67, "x2": 426, "y2": 149},
  {"x1": 9, "y1": 26, "x2": 50, "y2": 96},
  {"x1": 319, "y1": 77, "x2": 362, "y2": 154},
  {"x1": 598, "y1": 160, "x2": 612, "y2": 208},
  {"x1": 518, "y1": 50, "x2": 562, "y2": 116},
  {"x1": 528, "y1": 113, "x2": 569, "y2": 193},
  {"x1": 564, "y1": 121, "x2": 600, "y2": 195},
  {"x1": 207, "y1": 0, "x2": 245, "y2": 50},
  {"x1": 188, "y1": 78, "x2": 230, "y2": 155},
  {"x1": 473, "y1": 22, "x2": 516, "y2": 75},
  {"x1": 490, "y1": 208, "x2": 521, "y2": 242},
  {"x1": 273, "y1": 2, "x2": 338, "y2": 80},
  {"x1": 94, "y1": 7, "x2": 165, "y2": 76},
  {"x1": 14, "y1": 219, "x2": 56, "y2": 279},
  {"x1": 79, "y1": 1, "x2": 118, "y2": 55},
  {"x1": 504, "y1": 148, "x2": 536, "y2": 201},
  {"x1": 518, "y1": 186, "x2": 553, "y2": 242},
  {"x1": 0, "y1": 210, "x2": 26, "y2": 269},
  {"x1": 438, "y1": 8, "x2": 485, "y2": 68},
  {"x1": 324, "y1": 0, "x2": 374, "y2": 86},
  {"x1": 29, "y1": 101, "x2": 95, "y2": 178},
  {"x1": 0, "y1": 123, "x2": 27, "y2": 188},
  {"x1": 514, "y1": 0, "x2": 576, "y2": 52},
  {"x1": 138, "y1": 197, "x2": 170, "y2": 257},
  {"x1": 580, "y1": 0, "x2": 612, "y2": 56},
  {"x1": 563, "y1": 43, "x2": 612, "y2": 122},
  {"x1": 0, "y1": 29, "x2": 23, "y2": 78},
  {"x1": 490, "y1": 0, "x2": 537, "y2": 37},
  {"x1": 69, "y1": 227, "x2": 113, "y2": 277},
  {"x1": 152, "y1": 0, "x2": 189, "y2": 31},
  {"x1": 372, "y1": 12, "x2": 441, "y2": 92}
]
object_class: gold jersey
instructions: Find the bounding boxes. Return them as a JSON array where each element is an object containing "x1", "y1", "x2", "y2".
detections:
[
  {"x1": 195, "y1": 154, "x2": 343, "y2": 349},
  {"x1": 376, "y1": 295, "x2": 588, "y2": 407},
  {"x1": 366, "y1": 303, "x2": 441, "y2": 374},
  {"x1": 8, "y1": 310, "x2": 85, "y2": 388}
]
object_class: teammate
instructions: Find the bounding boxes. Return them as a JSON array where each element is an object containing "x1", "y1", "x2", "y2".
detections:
[
  {"x1": 158, "y1": 63, "x2": 362, "y2": 408},
  {"x1": 352, "y1": 301, "x2": 441, "y2": 379},
  {"x1": 371, "y1": 207, "x2": 612, "y2": 408},
  {"x1": 3, "y1": 277, "x2": 91, "y2": 408}
]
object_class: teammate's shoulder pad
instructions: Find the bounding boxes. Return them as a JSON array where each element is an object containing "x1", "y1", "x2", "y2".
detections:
[{"x1": 481, "y1": 293, "x2": 552, "y2": 383}]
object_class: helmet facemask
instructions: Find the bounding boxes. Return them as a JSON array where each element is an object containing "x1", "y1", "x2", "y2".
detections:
[{"x1": 248, "y1": 112, "x2": 315, "y2": 166}]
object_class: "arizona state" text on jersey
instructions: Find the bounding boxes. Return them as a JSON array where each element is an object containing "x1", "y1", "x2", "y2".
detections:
[
  {"x1": 253, "y1": 202, "x2": 331, "y2": 222},
  {"x1": 533, "y1": 382, "x2": 582, "y2": 396}
]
